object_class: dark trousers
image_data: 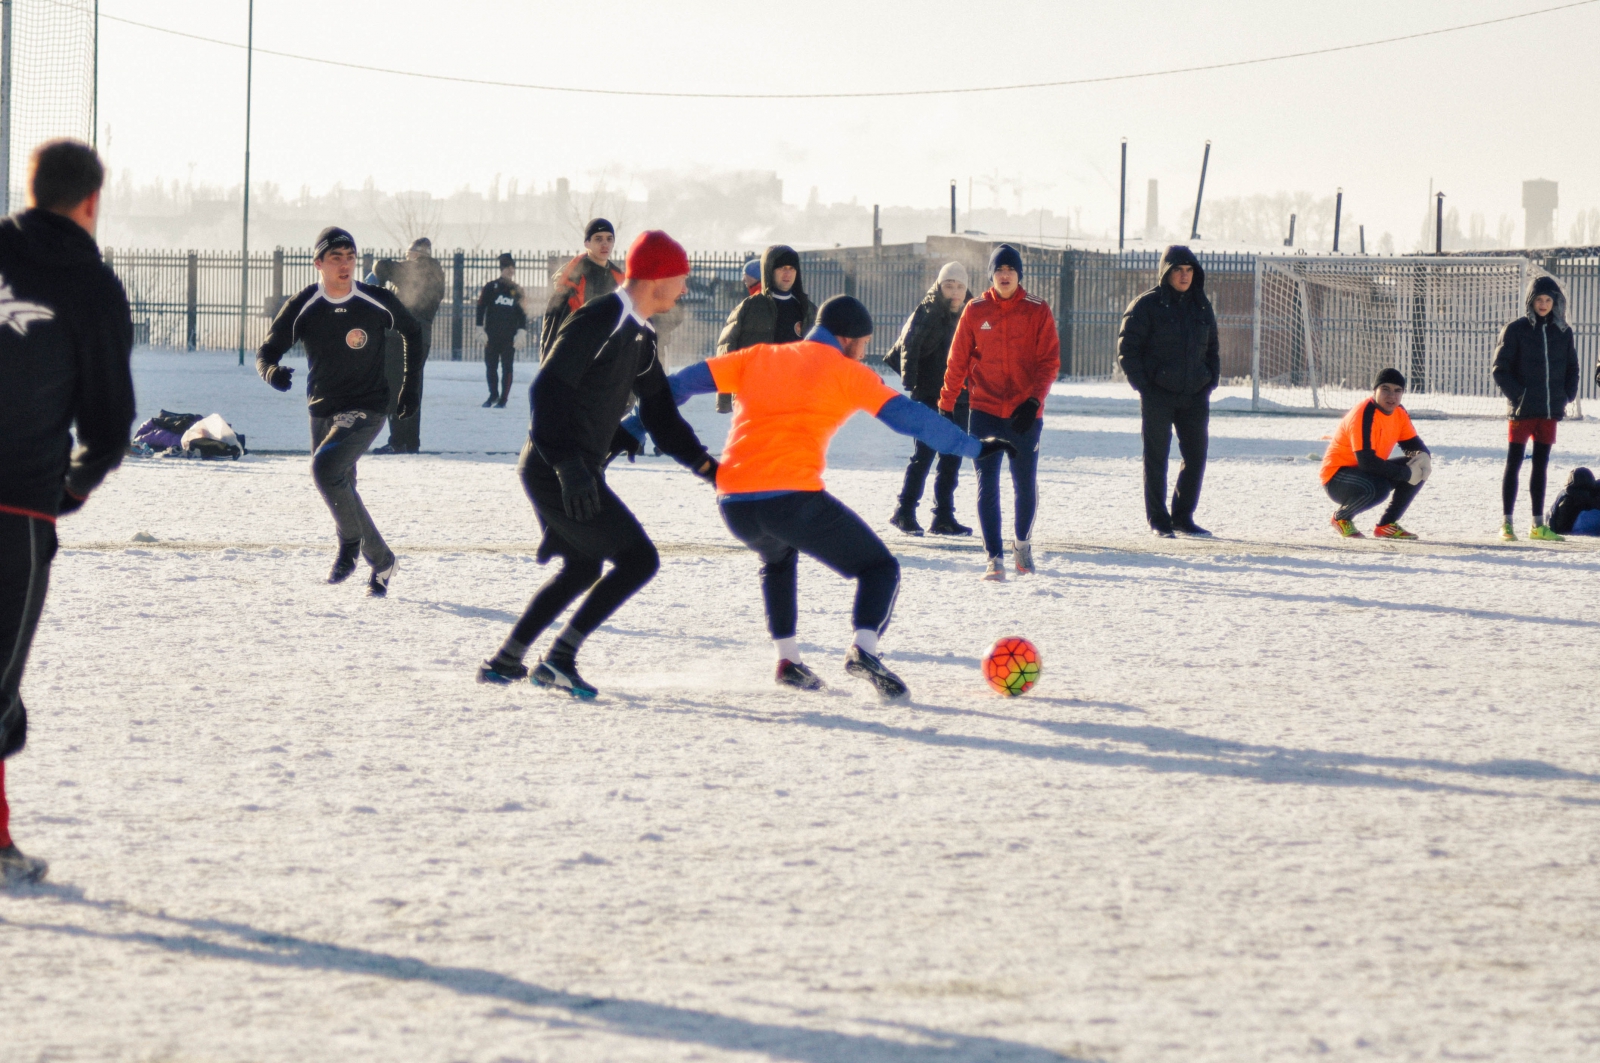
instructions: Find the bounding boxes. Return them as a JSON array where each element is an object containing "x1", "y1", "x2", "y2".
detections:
[
  {"x1": 0, "y1": 512, "x2": 57, "y2": 762},
  {"x1": 1140, "y1": 389, "x2": 1210, "y2": 530},
  {"x1": 1325, "y1": 464, "x2": 1420, "y2": 525},
  {"x1": 485, "y1": 332, "x2": 517, "y2": 403},
  {"x1": 899, "y1": 395, "x2": 968, "y2": 516},
  {"x1": 384, "y1": 327, "x2": 431, "y2": 451},
  {"x1": 720, "y1": 491, "x2": 900, "y2": 641},
  {"x1": 968, "y1": 409, "x2": 1041, "y2": 559},
  {"x1": 1502, "y1": 441, "x2": 1553, "y2": 520},
  {"x1": 310, "y1": 412, "x2": 391, "y2": 566},
  {"x1": 510, "y1": 443, "x2": 661, "y2": 649}
]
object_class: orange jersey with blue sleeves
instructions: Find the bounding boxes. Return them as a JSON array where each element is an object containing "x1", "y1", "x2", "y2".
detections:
[{"x1": 707, "y1": 340, "x2": 899, "y2": 495}]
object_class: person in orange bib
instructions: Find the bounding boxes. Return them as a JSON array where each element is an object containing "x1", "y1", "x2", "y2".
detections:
[
  {"x1": 1320, "y1": 368, "x2": 1432, "y2": 539},
  {"x1": 624, "y1": 296, "x2": 1014, "y2": 698}
]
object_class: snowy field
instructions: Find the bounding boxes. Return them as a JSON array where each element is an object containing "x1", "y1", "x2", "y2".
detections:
[{"x1": 3, "y1": 350, "x2": 1599, "y2": 1062}]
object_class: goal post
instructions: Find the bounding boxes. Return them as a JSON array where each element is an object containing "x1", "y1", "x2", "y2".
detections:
[
  {"x1": 0, "y1": 0, "x2": 95, "y2": 213},
  {"x1": 1252, "y1": 255, "x2": 1537, "y2": 418}
]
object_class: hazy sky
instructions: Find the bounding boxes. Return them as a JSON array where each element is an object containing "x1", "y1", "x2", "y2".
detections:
[{"x1": 95, "y1": 0, "x2": 1600, "y2": 245}]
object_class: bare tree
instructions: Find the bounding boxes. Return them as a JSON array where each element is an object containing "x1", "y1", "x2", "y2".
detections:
[
  {"x1": 376, "y1": 191, "x2": 444, "y2": 249},
  {"x1": 563, "y1": 171, "x2": 633, "y2": 245}
]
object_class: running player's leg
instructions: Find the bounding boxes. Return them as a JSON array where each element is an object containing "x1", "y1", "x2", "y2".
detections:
[
  {"x1": 311, "y1": 412, "x2": 392, "y2": 569},
  {"x1": 0, "y1": 512, "x2": 58, "y2": 882},
  {"x1": 721, "y1": 501, "x2": 801, "y2": 652},
  {"x1": 1007, "y1": 416, "x2": 1042, "y2": 567},
  {"x1": 969, "y1": 409, "x2": 1008, "y2": 562}
]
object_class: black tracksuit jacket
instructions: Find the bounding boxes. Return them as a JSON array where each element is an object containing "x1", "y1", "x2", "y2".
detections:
[
  {"x1": 256, "y1": 282, "x2": 423, "y2": 418},
  {"x1": 477, "y1": 278, "x2": 528, "y2": 339},
  {"x1": 0, "y1": 209, "x2": 135, "y2": 518},
  {"x1": 530, "y1": 292, "x2": 708, "y2": 472}
]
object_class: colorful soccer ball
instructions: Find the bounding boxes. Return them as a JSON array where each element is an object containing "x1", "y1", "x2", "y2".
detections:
[{"x1": 983, "y1": 636, "x2": 1041, "y2": 696}]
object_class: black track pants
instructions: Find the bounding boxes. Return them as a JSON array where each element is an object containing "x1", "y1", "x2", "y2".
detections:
[
  {"x1": 1139, "y1": 389, "x2": 1210, "y2": 530},
  {"x1": 485, "y1": 333, "x2": 516, "y2": 403},
  {"x1": 510, "y1": 443, "x2": 661, "y2": 648},
  {"x1": 1325, "y1": 464, "x2": 1420, "y2": 525},
  {"x1": 1502, "y1": 441, "x2": 1553, "y2": 521},
  {"x1": 720, "y1": 491, "x2": 900, "y2": 641},
  {"x1": 0, "y1": 512, "x2": 57, "y2": 761}
]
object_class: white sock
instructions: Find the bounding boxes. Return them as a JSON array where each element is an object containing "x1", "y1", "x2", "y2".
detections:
[
  {"x1": 775, "y1": 636, "x2": 802, "y2": 663},
  {"x1": 853, "y1": 629, "x2": 879, "y2": 656}
]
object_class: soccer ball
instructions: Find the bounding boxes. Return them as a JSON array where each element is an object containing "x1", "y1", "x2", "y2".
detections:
[{"x1": 983, "y1": 636, "x2": 1041, "y2": 696}]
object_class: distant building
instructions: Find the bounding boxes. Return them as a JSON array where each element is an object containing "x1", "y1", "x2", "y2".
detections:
[{"x1": 1523, "y1": 179, "x2": 1558, "y2": 247}]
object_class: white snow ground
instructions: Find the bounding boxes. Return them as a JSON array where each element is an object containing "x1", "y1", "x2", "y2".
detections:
[{"x1": 3, "y1": 351, "x2": 1599, "y2": 1062}]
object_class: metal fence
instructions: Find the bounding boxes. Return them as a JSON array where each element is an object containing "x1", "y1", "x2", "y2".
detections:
[{"x1": 105, "y1": 244, "x2": 1600, "y2": 410}]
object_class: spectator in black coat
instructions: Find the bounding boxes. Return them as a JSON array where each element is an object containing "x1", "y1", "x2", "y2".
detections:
[
  {"x1": 372, "y1": 237, "x2": 446, "y2": 453},
  {"x1": 477, "y1": 253, "x2": 528, "y2": 408},
  {"x1": 887, "y1": 261, "x2": 974, "y2": 536},
  {"x1": 1117, "y1": 245, "x2": 1221, "y2": 537},
  {"x1": 1492, "y1": 274, "x2": 1580, "y2": 540},
  {"x1": 0, "y1": 139, "x2": 135, "y2": 885}
]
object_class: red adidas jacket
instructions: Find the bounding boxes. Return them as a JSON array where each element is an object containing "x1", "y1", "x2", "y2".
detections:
[{"x1": 939, "y1": 286, "x2": 1060, "y2": 419}]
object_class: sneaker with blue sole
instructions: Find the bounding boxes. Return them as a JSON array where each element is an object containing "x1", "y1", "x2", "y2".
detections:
[
  {"x1": 532, "y1": 659, "x2": 598, "y2": 699},
  {"x1": 477, "y1": 658, "x2": 529, "y2": 685}
]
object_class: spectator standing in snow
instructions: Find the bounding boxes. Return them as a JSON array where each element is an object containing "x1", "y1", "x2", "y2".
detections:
[
  {"x1": 940, "y1": 245, "x2": 1060, "y2": 580},
  {"x1": 1492, "y1": 274, "x2": 1579, "y2": 542},
  {"x1": 1319, "y1": 368, "x2": 1432, "y2": 539},
  {"x1": 258, "y1": 226, "x2": 423, "y2": 594},
  {"x1": 541, "y1": 218, "x2": 624, "y2": 355},
  {"x1": 476, "y1": 231, "x2": 718, "y2": 698},
  {"x1": 887, "y1": 261, "x2": 974, "y2": 537},
  {"x1": 371, "y1": 237, "x2": 445, "y2": 453},
  {"x1": 477, "y1": 253, "x2": 528, "y2": 408},
  {"x1": 714, "y1": 244, "x2": 818, "y2": 413},
  {"x1": 1117, "y1": 245, "x2": 1220, "y2": 539},
  {"x1": 0, "y1": 139, "x2": 135, "y2": 885}
]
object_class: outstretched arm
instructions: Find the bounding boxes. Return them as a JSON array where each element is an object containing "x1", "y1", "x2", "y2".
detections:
[
  {"x1": 636, "y1": 359, "x2": 715, "y2": 475},
  {"x1": 876, "y1": 395, "x2": 983, "y2": 459},
  {"x1": 256, "y1": 288, "x2": 308, "y2": 391},
  {"x1": 619, "y1": 361, "x2": 718, "y2": 444}
]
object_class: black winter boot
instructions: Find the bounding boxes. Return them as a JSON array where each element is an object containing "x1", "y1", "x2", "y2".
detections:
[
  {"x1": 928, "y1": 510, "x2": 972, "y2": 536},
  {"x1": 889, "y1": 503, "x2": 924, "y2": 536}
]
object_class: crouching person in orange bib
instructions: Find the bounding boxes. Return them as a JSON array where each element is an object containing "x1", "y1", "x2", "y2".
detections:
[
  {"x1": 622, "y1": 296, "x2": 1014, "y2": 698},
  {"x1": 1320, "y1": 368, "x2": 1432, "y2": 539}
]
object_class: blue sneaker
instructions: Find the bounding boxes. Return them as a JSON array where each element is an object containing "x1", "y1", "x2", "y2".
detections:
[{"x1": 532, "y1": 659, "x2": 598, "y2": 699}]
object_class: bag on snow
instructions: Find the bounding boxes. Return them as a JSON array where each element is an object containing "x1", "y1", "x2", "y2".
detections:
[
  {"x1": 179, "y1": 413, "x2": 247, "y2": 460},
  {"x1": 1546, "y1": 467, "x2": 1600, "y2": 534}
]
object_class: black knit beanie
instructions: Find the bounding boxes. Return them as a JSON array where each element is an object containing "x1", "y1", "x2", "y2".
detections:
[{"x1": 1373, "y1": 367, "x2": 1407, "y2": 390}]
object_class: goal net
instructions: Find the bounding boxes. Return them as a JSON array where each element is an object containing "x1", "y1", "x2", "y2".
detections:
[
  {"x1": 1253, "y1": 256, "x2": 1541, "y2": 418},
  {"x1": 1, "y1": 0, "x2": 96, "y2": 213}
]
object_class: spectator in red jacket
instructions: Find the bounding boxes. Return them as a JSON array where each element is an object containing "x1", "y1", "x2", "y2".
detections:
[{"x1": 940, "y1": 244, "x2": 1060, "y2": 580}]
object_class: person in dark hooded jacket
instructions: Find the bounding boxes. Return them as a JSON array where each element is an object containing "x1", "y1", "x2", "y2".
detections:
[
  {"x1": 714, "y1": 244, "x2": 818, "y2": 413},
  {"x1": 887, "y1": 261, "x2": 973, "y2": 536},
  {"x1": 0, "y1": 139, "x2": 135, "y2": 886},
  {"x1": 1117, "y1": 245, "x2": 1221, "y2": 537},
  {"x1": 1492, "y1": 274, "x2": 1580, "y2": 541}
]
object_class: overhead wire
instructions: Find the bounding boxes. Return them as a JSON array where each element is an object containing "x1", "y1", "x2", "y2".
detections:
[{"x1": 85, "y1": 0, "x2": 1600, "y2": 101}]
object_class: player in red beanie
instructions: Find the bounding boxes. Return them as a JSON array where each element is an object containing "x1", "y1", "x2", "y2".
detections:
[
  {"x1": 625, "y1": 230, "x2": 691, "y2": 281},
  {"x1": 477, "y1": 229, "x2": 718, "y2": 697}
]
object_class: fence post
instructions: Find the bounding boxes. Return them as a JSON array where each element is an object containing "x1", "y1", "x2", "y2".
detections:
[
  {"x1": 186, "y1": 251, "x2": 198, "y2": 351},
  {"x1": 271, "y1": 248, "x2": 283, "y2": 312},
  {"x1": 1250, "y1": 257, "x2": 1262, "y2": 411},
  {"x1": 1057, "y1": 249, "x2": 1074, "y2": 378},
  {"x1": 451, "y1": 250, "x2": 465, "y2": 360}
]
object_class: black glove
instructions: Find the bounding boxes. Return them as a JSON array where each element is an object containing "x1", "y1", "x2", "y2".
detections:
[
  {"x1": 692, "y1": 455, "x2": 719, "y2": 487},
  {"x1": 266, "y1": 365, "x2": 294, "y2": 392},
  {"x1": 605, "y1": 425, "x2": 643, "y2": 466},
  {"x1": 395, "y1": 387, "x2": 420, "y2": 421},
  {"x1": 939, "y1": 407, "x2": 956, "y2": 422},
  {"x1": 553, "y1": 459, "x2": 601, "y2": 522},
  {"x1": 976, "y1": 437, "x2": 1018, "y2": 461},
  {"x1": 1008, "y1": 397, "x2": 1041, "y2": 434},
  {"x1": 58, "y1": 487, "x2": 87, "y2": 515}
]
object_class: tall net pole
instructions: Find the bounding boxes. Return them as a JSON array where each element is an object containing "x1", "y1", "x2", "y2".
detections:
[
  {"x1": 1, "y1": 0, "x2": 12, "y2": 216},
  {"x1": 238, "y1": 0, "x2": 253, "y2": 366}
]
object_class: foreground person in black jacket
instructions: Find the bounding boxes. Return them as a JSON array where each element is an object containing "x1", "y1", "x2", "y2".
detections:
[
  {"x1": 477, "y1": 231, "x2": 718, "y2": 698},
  {"x1": 0, "y1": 139, "x2": 135, "y2": 885},
  {"x1": 1492, "y1": 275, "x2": 1579, "y2": 541},
  {"x1": 258, "y1": 226, "x2": 423, "y2": 596},
  {"x1": 887, "y1": 261, "x2": 973, "y2": 536},
  {"x1": 1117, "y1": 245, "x2": 1221, "y2": 537}
]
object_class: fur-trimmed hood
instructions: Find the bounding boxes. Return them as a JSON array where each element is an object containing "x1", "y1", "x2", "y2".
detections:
[{"x1": 1526, "y1": 274, "x2": 1570, "y2": 331}]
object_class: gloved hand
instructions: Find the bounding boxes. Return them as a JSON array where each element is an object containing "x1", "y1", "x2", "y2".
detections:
[
  {"x1": 939, "y1": 407, "x2": 956, "y2": 422},
  {"x1": 1406, "y1": 450, "x2": 1432, "y2": 485},
  {"x1": 605, "y1": 425, "x2": 643, "y2": 466},
  {"x1": 553, "y1": 458, "x2": 601, "y2": 521},
  {"x1": 265, "y1": 365, "x2": 294, "y2": 392},
  {"x1": 395, "y1": 387, "x2": 420, "y2": 421},
  {"x1": 976, "y1": 437, "x2": 1018, "y2": 461},
  {"x1": 692, "y1": 455, "x2": 719, "y2": 487},
  {"x1": 1008, "y1": 397, "x2": 1041, "y2": 433},
  {"x1": 57, "y1": 486, "x2": 87, "y2": 515}
]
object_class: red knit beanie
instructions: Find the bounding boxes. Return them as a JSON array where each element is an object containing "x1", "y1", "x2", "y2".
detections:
[{"x1": 625, "y1": 230, "x2": 691, "y2": 281}]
